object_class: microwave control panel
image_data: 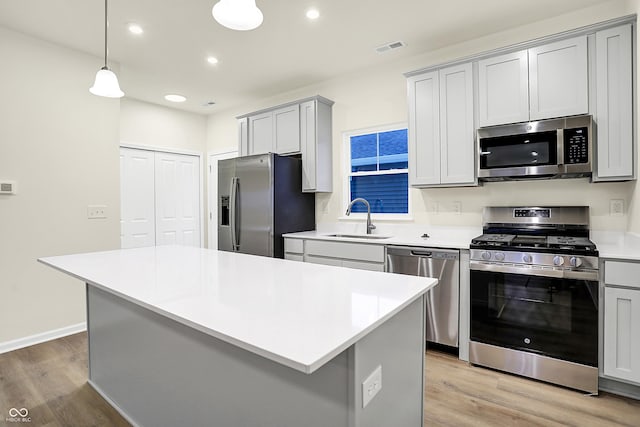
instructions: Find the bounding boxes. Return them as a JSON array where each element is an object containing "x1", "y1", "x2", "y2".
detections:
[{"x1": 564, "y1": 127, "x2": 589, "y2": 164}]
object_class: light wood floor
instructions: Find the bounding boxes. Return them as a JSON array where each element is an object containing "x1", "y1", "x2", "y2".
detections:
[{"x1": 1, "y1": 333, "x2": 639, "y2": 426}]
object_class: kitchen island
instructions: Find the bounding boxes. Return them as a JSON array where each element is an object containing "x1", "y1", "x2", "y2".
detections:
[{"x1": 39, "y1": 246, "x2": 437, "y2": 427}]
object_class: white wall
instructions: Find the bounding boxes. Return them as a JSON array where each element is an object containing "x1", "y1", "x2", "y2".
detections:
[
  {"x1": 0, "y1": 27, "x2": 120, "y2": 344},
  {"x1": 206, "y1": 0, "x2": 639, "y2": 233},
  {"x1": 121, "y1": 98, "x2": 207, "y2": 153}
]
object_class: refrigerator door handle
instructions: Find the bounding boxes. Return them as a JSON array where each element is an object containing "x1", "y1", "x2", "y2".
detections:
[{"x1": 230, "y1": 177, "x2": 240, "y2": 251}]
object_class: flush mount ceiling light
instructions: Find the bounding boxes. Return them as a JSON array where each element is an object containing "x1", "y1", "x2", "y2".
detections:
[
  {"x1": 127, "y1": 23, "x2": 144, "y2": 35},
  {"x1": 165, "y1": 94, "x2": 187, "y2": 103},
  {"x1": 212, "y1": 0, "x2": 263, "y2": 31},
  {"x1": 89, "y1": 0, "x2": 124, "y2": 98},
  {"x1": 306, "y1": 8, "x2": 320, "y2": 20},
  {"x1": 207, "y1": 56, "x2": 219, "y2": 65}
]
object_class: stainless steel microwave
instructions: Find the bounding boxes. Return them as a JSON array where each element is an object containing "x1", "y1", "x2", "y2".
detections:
[{"x1": 477, "y1": 115, "x2": 593, "y2": 181}]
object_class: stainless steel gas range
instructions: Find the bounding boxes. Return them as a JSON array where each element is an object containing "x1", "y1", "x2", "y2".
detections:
[{"x1": 469, "y1": 206, "x2": 599, "y2": 394}]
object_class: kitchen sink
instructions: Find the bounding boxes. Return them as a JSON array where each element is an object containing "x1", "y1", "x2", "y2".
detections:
[{"x1": 324, "y1": 233, "x2": 392, "y2": 240}]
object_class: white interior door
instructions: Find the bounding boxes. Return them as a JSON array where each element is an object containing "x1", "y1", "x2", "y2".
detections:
[
  {"x1": 120, "y1": 147, "x2": 156, "y2": 249},
  {"x1": 208, "y1": 150, "x2": 237, "y2": 249},
  {"x1": 155, "y1": 152, "x2": 201, "y2": 247}
]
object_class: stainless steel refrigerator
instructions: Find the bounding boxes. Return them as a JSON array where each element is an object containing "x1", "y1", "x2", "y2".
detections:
[{"x1": 218, "y1": 153, "x2": 316, "y2": 258}]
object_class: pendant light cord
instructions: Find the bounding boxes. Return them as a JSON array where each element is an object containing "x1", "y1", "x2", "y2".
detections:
[{"x1": 103, "y1": 0, "x2": 108, "y2": 68}]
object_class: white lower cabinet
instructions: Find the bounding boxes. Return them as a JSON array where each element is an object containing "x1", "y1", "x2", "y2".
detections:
[
  {"x1": 603, "y1": 260, "x2": 640, "y2": 385},
  {"x1": 283, "y1": 238, "x2": 385, "y2": 272}
]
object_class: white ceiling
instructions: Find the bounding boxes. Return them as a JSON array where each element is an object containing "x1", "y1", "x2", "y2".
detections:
[{"x1": 0, "y1": 0, "x2": 612, "y2": 114}]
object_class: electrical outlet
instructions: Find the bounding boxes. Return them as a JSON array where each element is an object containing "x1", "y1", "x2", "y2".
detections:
[
  {"x1": 87, "y1": 205, "x2": 107, "y2": 219},
  {"x1": 362, "y1": 365, "x2": 382, "y2": 408},
  {"x1": 452, "y1": 201, "x2": 462, "y2": 215},
  {"x1": 610, "y1": 199, "x2": 624, "y2": 217}
]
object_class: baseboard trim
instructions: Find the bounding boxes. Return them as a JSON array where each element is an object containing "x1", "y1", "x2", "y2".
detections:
[{"x1": 0, "y1": 322, "x2": 87, "y2": 354}]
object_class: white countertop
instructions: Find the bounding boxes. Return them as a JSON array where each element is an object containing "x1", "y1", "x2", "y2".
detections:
[
  {"x1": 38, "y1": 246, "x2": 437, "y2": 374},
  {"x1": 286, "y1": 227, "x2": 640, "y2": 261},
  {"x1": 284, "y1": 226, "x2": 481, "y2": 250},
  {"x1": 592, "y1": 231, "x2": 640, "y2": 261}
]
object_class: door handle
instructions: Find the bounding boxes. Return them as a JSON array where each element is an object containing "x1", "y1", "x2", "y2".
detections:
[{"x1": 230, "y1": 177, "x2": 240, "y2": 251}]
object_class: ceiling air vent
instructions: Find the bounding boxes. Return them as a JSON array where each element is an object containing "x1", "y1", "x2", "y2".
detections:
[{"x1": 375, "y1": 41, "x2": 406, "y2": 54}]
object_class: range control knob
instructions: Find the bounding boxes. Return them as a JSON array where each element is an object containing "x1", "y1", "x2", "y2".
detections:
[
  {"x1": 481, "y1": 251, "x2": 492, "y2": 261},
  {"x1": 570, "y1": 257, "x2": 583, "y2": 267},
  {"x1": 494, "y1": 252, "x2": 505, "y2": 262},
  {"x1": 553, "y1": 256, "x2": 565, "y2": 266},
  {"x1": 522, "y1": 254, "x2": 533, "y2": 263}
]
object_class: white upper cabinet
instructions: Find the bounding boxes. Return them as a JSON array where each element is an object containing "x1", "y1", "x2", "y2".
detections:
[
  {"x1": 248, "y1": 111, "x2": 274, "y2": 155},
  {"x1": 407, "y1": 63, "x2": 475, "y2": 187},
  {"x1": 246, "y1": 105, "x2": 301, "y2": 155},
  {"x1": 439, "y1": 63, "x2": 475, "y2": 185},
  {"x1": 408, "y1": 70, "x2": 440, "y2": 186},
  {"x1": 529, "y1": 36, "x2": 588, "y2": 120},
  {"x1": 238, "y1": 96, "x2": 334, "y2": 192},
  {"x1": 594, "y1": 24, "x2": 634, "y2": 181},
  {"x1": 300, "y1": 98, "x2": 333, "y2": 192},
  {"x1": 273, "y1": 104, "x2": 301, "y2": 154},
  {"x1": 478, "y1": 51, "x2": 529, "y2": 127},
  {"x1": 238, "y1": 117, "x2": 249, "y2": 157},
  {"x1": 478, "y1": 35, "x2": 588, "y2": 126}
]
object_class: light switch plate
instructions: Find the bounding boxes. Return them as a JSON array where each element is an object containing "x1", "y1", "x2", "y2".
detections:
[
  {"x1": 0, "y1": 181, "x2": 17, "y2": 195},
  {"x1": 362, "y1": 365, "x2": 382, "y2": 408},
  {"x1": 87, "y1": 205, "x2": 107, "y2": 219}
]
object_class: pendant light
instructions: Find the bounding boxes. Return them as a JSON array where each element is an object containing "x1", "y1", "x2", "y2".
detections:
[
  {"x1": 90, "y1": 0, "x2": 124, "y2": 98},
  {"x1": 212, "y1": 0, "x2": 263, "y2": 31}
]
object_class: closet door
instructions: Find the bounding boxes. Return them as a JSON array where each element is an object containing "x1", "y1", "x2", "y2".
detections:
[
  {"x1": 154, "y1": 152, "x2": 201, "y2": 247},
  {"x1": 120, "y1": 148, "x2": 156, "y2": 249}
]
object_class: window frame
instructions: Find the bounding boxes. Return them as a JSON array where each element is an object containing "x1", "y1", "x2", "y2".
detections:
[{"x1": 341, "y1": 122, "x2": 412, "y2": 221}]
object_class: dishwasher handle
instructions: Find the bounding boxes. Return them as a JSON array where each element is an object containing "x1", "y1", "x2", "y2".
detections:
[{"x1": 386, "y1": 245, "x2": 459, "y2": 260}]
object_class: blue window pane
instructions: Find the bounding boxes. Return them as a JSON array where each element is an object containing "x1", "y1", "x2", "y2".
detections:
[
  {"x1": 349, "y1": 174, "x2": 408, "y2": 214},
  {"x1": 350, "y1": 134, "x2": 377, "y2": 172},
  {"x1": 380, "y1": 130, "x2": 408, "y2": 170},
  {"x1": 379, "y1": 129, "x2": 408, "y2": 156}
]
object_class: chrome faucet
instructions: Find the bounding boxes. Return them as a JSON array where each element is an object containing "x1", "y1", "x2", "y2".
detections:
[{"x1": 345, "y1": 198, "x2": 376, "y2": 234}]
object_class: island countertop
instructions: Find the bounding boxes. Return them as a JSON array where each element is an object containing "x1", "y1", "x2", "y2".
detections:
[{"x1": 39, "y1": 246, "x2": 437, "y2": 374}]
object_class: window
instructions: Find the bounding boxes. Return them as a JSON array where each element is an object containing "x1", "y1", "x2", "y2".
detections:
[{"x1": 344, "y1": 125, "x2": 409, "y2": 215}]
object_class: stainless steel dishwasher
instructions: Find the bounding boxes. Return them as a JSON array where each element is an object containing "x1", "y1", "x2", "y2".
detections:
[{"x1": 386, "y1": 246, "x2": 459, "y2": 347}]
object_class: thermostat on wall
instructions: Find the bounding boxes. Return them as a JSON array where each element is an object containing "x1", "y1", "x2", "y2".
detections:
[{"x1": 0, "y1": 181, "x2": 17, "y2": 194}]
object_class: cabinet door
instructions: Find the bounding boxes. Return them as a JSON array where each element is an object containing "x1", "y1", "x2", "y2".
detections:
[
  {"x1": 249, "y1": 112, "x2": 273, "y2": 155},
  {"x1": 439, "y1": 63, "x2": 475, "y2": 185},
  {"x1": 300, "y1": 100, "x2": 317, "y2": 191},
  {"x1": 477, "y1": 50, "x2": 529, "y2": 126},
  {"x1": 595, "y1": 24, "x2": 633, "y2": 180},
  {"x1": 408, "y1": 71, "x2": 440, "y2": 186},
  {"x1": 274, "y1": 104, "x2": 301, "y2": 154},
  {"x1": 238, "y1": 118, "x2": 249, "y2": 157},
  {"x1": 529, "y1": 36, "x2": 588, "y2": 120},
  {"x1": 604, "y1": 287, "x2": 640, "y2": 384}
]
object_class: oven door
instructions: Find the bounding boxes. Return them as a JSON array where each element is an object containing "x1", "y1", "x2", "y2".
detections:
[
  {"x1": 470, "y1": 262, "x2": 598, "y2": 366},
  {"x1": 478, "y1": 130, "x2": 561, "y2": 179}
]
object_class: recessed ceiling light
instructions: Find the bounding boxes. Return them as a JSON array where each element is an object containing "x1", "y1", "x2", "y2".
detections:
[
  {"x1": 306, "y1": 8, "x2": 320, "y2": 20},
  {"x1": 127, "y1": 23, "x2": 144, "y2": 35},
  {"x1": 165, "y1": 94, "x2": 186, "y2": 103},
  {"x1": 207, "y1": 56, "x2": 219, "y2": 65}
]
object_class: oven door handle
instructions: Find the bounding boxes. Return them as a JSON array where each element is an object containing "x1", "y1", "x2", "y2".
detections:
[{"x1": 470, "y1": 261, "x2": 599, "y2": 281}]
